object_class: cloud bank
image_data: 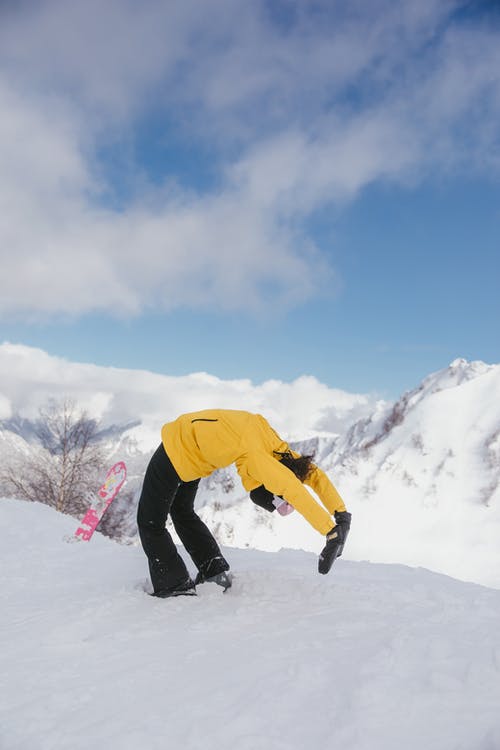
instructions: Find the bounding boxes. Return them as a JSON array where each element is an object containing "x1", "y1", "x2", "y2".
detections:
[
  {"x1": 1, "y1": 0, "x2": 499, "y2": 317},
  {"x1": 0, "y1": 342, "x2": 378, "y2": 447}
]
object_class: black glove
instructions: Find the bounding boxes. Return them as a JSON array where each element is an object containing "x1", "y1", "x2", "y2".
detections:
[
  {"x1": 249, "y1": 485, "x2": 276, "y2": 513},
  {"x1": 318, "y1": 511, "x2": 352, "y2": 575}
]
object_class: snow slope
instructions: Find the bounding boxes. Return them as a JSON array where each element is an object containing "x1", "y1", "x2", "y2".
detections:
[
  {"x1": 327, "y1": 358, "x2": 500, "y2": 588},
  {"x1": 1, "y1": 499, "x2": 500, "y2": 750}
]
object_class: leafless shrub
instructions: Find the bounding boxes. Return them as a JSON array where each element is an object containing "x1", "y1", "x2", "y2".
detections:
[{"x1": 2, "y1": 399, "x2": 107, "y2": 519}]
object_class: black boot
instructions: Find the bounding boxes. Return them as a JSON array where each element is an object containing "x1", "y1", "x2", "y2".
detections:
[
  {"x1": 152, "y1": 576, "x2": 197, "y2": 598},
  {"x1": 195, "y1": 556, "x2": 232, "y2": 591}
]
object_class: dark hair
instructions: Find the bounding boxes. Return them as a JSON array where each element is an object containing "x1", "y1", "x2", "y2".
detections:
[{"x1": 274, "y1": 451, "x2": 315, "y2": 482}]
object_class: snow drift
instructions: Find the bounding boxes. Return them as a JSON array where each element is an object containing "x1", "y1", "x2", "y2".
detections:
[{"x1": 1, "y1": 499, "x2": 500, "y2": 750}]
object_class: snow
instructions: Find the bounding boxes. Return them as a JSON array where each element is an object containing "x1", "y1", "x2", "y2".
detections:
[{"x1": 2, "y1": 498, "x2": 500, "y2": 750}]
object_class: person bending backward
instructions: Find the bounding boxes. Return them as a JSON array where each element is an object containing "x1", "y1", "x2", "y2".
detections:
[{"x1": 137, "y1": 409, "x2": 352, "y2": 598}]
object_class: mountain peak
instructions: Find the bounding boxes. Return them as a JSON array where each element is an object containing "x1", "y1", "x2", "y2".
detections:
[
  {"x1": 448, "y1": 357, "x2": 491, "y2": 377},
  {"x1": 417, "y1": 357, "x2": 493, "y2": 399}
]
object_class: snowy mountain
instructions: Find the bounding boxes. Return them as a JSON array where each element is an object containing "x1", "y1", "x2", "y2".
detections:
[
  {"x1": 324, "y1": 357, "x2": 500, "y2": 587},
  {"x1": 333, "y1": 357, "x2": 500, "y2": 504},
  {"x1": 1, "y1": 344, "x2": 500, "y2": 588},
  {"x1": 179, "y1": 358, "x2": 500, "y2": 588},
  {"x1": 1, "y1": 499, "x2": 500, "y2": 750}
]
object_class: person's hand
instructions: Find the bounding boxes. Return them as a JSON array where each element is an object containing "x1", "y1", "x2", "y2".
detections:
[{"x1": 318, "y1": 511, "x2": 351, "y2": 574}]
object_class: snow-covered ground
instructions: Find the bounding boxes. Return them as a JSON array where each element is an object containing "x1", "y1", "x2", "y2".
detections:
[{"x1": 2, "y1": 498, "x2": 500, "y2": 750}]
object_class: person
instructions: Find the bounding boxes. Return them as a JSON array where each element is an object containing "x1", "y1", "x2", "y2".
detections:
[{"x1": 137, "y1": 409, "x2": 351, "y2": 598}]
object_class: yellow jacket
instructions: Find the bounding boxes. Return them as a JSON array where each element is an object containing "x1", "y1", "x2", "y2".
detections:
[{"x1": 161, "y1": 409, "x2": 346, "y2": 536}]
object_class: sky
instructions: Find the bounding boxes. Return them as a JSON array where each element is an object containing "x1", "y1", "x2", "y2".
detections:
[{"x1": 1, "y1": 0, "x2": 500, "y2": 399}]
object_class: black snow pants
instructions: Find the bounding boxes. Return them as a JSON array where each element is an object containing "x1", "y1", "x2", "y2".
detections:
[{"x1": 137, "y1": 444, "x2": 228, "y2": 594}]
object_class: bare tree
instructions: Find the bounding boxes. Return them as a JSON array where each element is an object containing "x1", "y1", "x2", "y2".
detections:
[{"x1": 2, "y1": 399, "x2": 107, "y2": 518}]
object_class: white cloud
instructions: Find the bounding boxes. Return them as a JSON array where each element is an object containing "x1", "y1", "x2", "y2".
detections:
[
  {"x1": 0, "y1": 0, "x2": 499, "y2": 318},
  {"x1": 228, "y1": 113, "x2": 421, "y2": 217},
  {"x1": 0, "y1": 1, "x2": 202, "y2": 119},
  {"x1": 0, "y1": 103, "x2": 323, "y2": 317},
  {"x1": 0, "y1": 342, "x2": 378, "y2": 444}
]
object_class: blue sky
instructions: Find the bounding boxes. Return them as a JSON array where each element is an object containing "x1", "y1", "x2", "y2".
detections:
[{"x1": 1, "y1": 0, "x2": 499, "y2": 399}]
